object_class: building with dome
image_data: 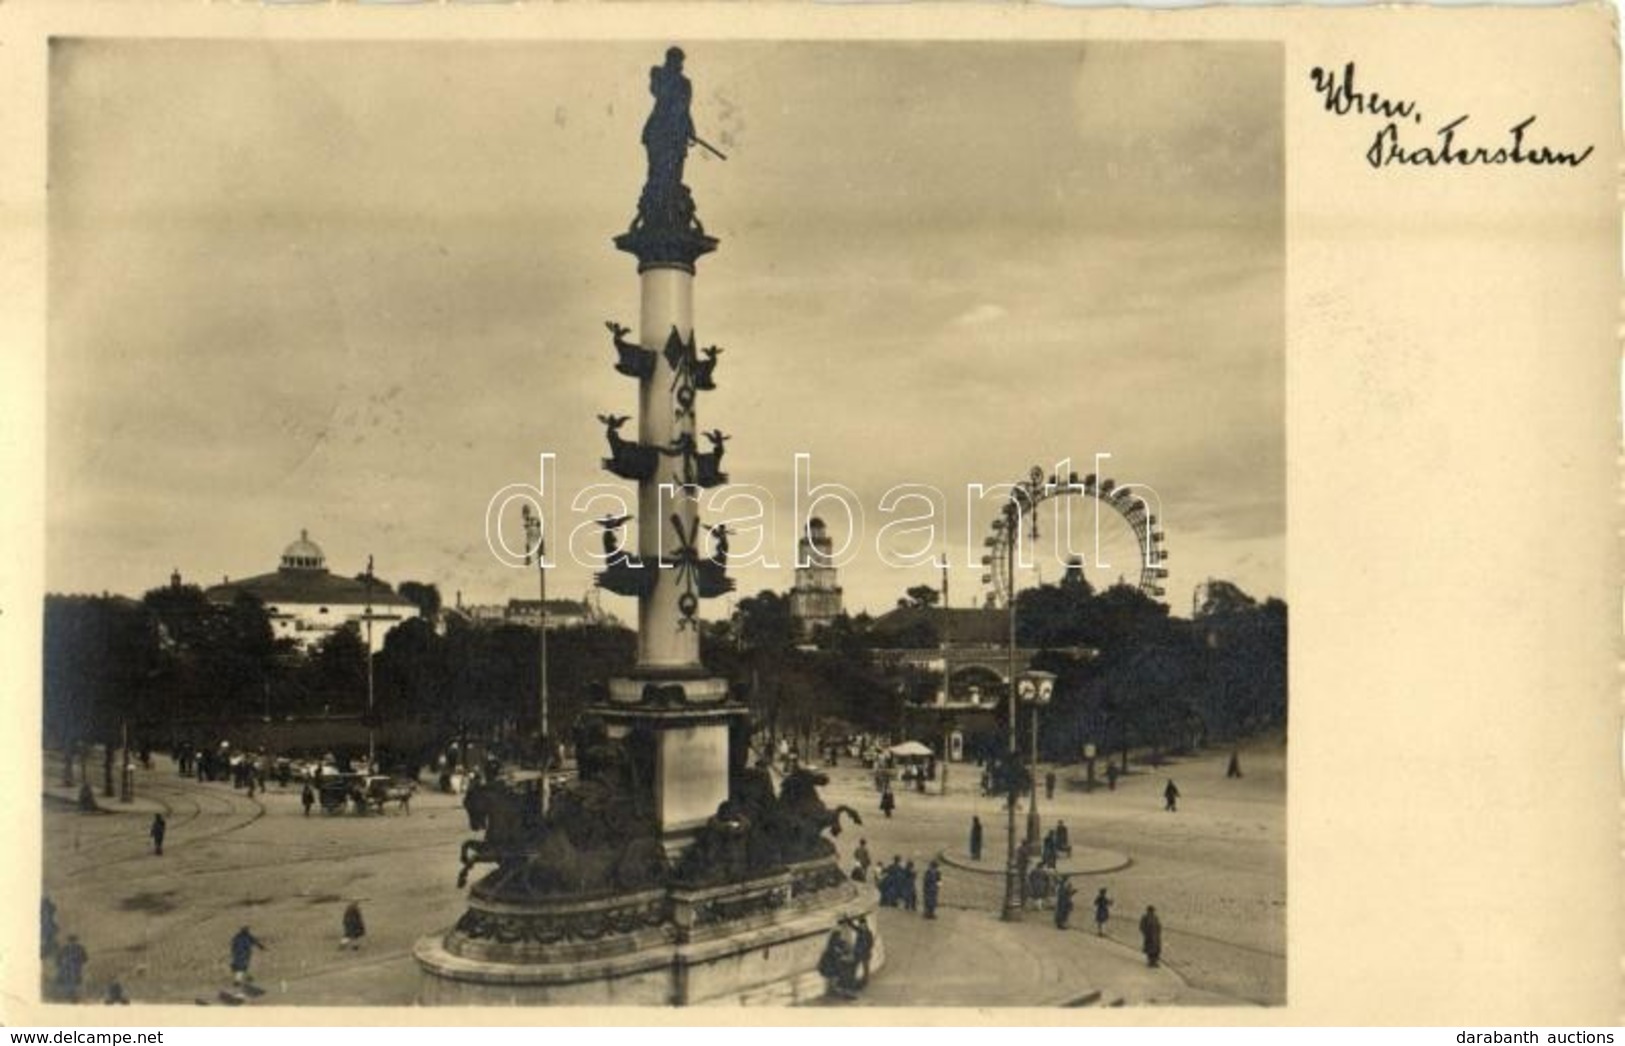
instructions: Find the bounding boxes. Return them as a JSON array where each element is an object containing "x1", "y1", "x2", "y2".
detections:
[
  {"x1": 204, "y1": 529, "x2": 418, "y2": 654},
  {"x1": 789, "y1": 517, "x2": 844, "y2": 640}
]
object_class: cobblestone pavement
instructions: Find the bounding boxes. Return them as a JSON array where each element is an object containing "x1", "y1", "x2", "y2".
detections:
[{"x1": 37, "y1": 740, "x2": 1282, "y2": 1009}]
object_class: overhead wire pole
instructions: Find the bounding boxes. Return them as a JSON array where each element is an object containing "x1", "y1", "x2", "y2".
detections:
[
  {"x1": 365, "y1": 554, "x2": 376, "y2": 772},
  {"x1": 522, "y1": 504, "x2": 550, "y2": 816},
  {"x1": 1001, "y1": 502, "x2": 1022, "y2": 921}
]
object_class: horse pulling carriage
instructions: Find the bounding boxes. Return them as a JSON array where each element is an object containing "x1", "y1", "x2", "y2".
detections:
[{"x1": 317, "y1": 774, "x2": 416, "y2": 815}]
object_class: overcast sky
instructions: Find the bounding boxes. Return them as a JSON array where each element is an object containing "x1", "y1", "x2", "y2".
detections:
[{"x1": 48, "y1": 39, "x2": 1283, "y2": 619}]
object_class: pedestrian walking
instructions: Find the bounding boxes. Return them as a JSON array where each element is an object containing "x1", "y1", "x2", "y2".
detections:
[
  {"x1": 340, "y1": 902, "x2": 366, "y2": 950},
  {"x1": 879, "y1": 787, "x2": 895, "y2": 820},
  {"x1": 1044, "y1": 770, "x2": 1056, "y2": 800},
  {"x1": 1054, "y1": 877, "x2": 1077, "y2": 930},
  {"x1": 850, "y1": 916, "x2": 875, "y2": 988},
  {"x1": 902, "y1": 861, "x2": 918, "y2": 912},
  {"x1": 1227, "y1": 751, "x2": 1243, "y2": 779},
  {"x1": 1041, "y1": 830, "x2": 1057, "y2": 869},
  {"x1": 301, "y1": 783, "x2": 315, "y2": 817},
  {"x1": 149, "y1": 814, "x2": 166, "y2": 856},
  {"x1": 55, "y1": 934, "x2": 88, "y2": 1001},
  {"x1": 969, "y1": 815, "x2": 983, "y2": 861},
  {"x1": 922, "y1": 860, "x2": 941, "y2": 919},
  {"x1": 1139, "y1": 905, "x2": 1163, "y2": 967},
  {"x1": 854, "y1": 838, "x2": 872, "y2": 882},
  {"x1": 1163, "y1": 779, "x2": 1180, "y2": 812},
  {"x1": 229, "y1": 926, "x2": 266, "y2": 987},
  {"x1": 40, "y1": 896, "x2": 59, "y2": 959},
  {"x1": 1054, "y1": 819, "x2": 1071, "y2": 857},
  {"x1": 1093, "y1": 888, "x2": 1112, "y2": 936}
]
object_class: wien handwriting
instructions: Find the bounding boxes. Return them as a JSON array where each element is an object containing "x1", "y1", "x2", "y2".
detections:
[
  {"x1": 1310, "y1": 62, "x2": 1420, "y2": 123},
  {"x1": 1310, "y1": 61, "x2": 1594, "y2": 171}
]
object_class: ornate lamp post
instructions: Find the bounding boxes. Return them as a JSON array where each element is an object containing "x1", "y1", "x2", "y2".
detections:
[
  {"x1": 996, "y1": 468, "x2": 1045, "y2": 921},
  {"x1": 1019, "y1": 669, "x2": 1056, "y2": 845}
]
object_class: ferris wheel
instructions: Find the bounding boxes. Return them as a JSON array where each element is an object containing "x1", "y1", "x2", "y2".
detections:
[{"x1": 979, "y1": 465, "x2": 1169, "y2": 608}]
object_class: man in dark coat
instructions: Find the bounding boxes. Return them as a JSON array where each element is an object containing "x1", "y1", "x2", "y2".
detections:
[
  {"x1": 1044, "y1": 770, "x2": 1056, "y2": 800},
  {"x1": 850, "y1": 916, "x2": 875, "y2": 987},
  {"x1": 921, "y1": 860, "x2": 942, "y2": 919},
  {"x1": 902, "y1": 861, "x2": 919, "y2": 912},
  {"x1": 1227, "y1": 751, "x2": 1243, "y2": 778},
  {"x1": 1054, "y1": 819, "x2": 1071, "y2": 856},
  {"x1": 55, "y1": 934, "x2": 88, "y2": 1001},
  {"x1": 230, "y1": 926, "x2": 266, "y2": 987},
  {"x1": 1139, "y1": 906, "x2": 1163, "y2": 967},
  {"x1": 1054, "y1": 877, "x2": 1077, "y2": 930},
  {"x1": 879, "y1": 787, "x2": 895, "y2": 819},
  {"x1": 969, "y1": 815, "x2": 983, "y2": 861},
  {"x1": 1093, "y1": 888, "x2": 1113, "y2": 936},
  {"x1": 817, "y1": 929, "x2": 855, "y2": 1000},
  {"x1": 341, "y1": 902, "x2": 366, "y2": 949},
  {"x1": 301, "y1": 783, "x2": 315, "y2": 817},
  {"x1": 150, "y1": 814, "x2": 166, "y2": 856},
  {"x1": 1163, "y1": 779, "x2": 1180, "y2": 812}
]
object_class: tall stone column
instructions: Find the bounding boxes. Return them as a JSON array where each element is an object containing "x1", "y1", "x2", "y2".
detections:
[{"x1": 598, "y1": 47, "x2": 739, "y2": 856}]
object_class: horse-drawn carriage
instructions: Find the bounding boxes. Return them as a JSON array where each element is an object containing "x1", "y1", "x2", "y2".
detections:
[{"x1": 316, "y1": 773, "x2": 416, "y2": 815}]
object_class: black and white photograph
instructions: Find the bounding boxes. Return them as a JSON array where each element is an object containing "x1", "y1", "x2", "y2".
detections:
[
  {"x1": 12, "y1": 5, "x2": 1619, "y2": 1027},
  {"x1": 38, "y1": 37, "x2": 1285, "y2": 1009}
]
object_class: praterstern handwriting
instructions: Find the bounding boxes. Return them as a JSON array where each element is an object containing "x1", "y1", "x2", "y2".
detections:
[{"x1": 1367, "y1": 115, "x2": 1594, "y2": 169}]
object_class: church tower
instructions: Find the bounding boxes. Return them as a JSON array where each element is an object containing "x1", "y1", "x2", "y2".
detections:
[{"x1": 790, "y1": 517, "x2": 844, "y2": 639}]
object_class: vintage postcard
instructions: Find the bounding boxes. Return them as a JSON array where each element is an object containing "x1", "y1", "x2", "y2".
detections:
[{"x1": 0, "y1": 0, "x2": 1617, "y2": 1027}]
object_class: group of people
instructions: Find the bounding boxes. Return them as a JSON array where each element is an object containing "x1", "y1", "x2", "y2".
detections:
[
  {"x1": 850, "y1": 839, "x2": 944, "y2": 919},
  {"x1": 818, "y1": 916, "x2": 878, "y2": 1000},
  {"x1": 41, "y1": 895, "x2": 368, "y2": 1003}
]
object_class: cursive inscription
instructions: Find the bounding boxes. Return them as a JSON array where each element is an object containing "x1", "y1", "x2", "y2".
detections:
[
  {"x1": 1367, "y1": 115, "x2": 1594, "y2": 169},
  {"x1": 1311, "y1": 62, "x2": 1419, "y2": 123},
  {"x1": 1309, "y1": 61, "x2": 1594, "y2": 171}
]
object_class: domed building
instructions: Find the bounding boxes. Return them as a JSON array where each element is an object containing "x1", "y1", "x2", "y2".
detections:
[{"x1": 204, "y1": 529, "x2": 418, "y2": 653}]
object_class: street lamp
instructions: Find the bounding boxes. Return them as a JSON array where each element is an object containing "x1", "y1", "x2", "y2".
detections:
[
  {"x1": 521, "y1": 504, "x2": 550, "y2": 816},
  {"x1": 998, "y1": 467, "x2": 1046, "y2": 922},
  {"x1": 1018, "y1": 669, "x2": 1056, "y2": 846},
  {"x1": 365, "y1": 555, "x2": 376, "y2": 771}
]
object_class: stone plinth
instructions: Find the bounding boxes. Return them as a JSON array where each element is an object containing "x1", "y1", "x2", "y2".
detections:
[
  {"x1": 415, "y1": 857, "x2": 880, "y2": 1006},
  {"x1": 595, "y1": 693, "x2": 743, "y2": 857}
]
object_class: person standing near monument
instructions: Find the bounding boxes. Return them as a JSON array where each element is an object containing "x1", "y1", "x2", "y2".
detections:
[
  {"x1": 921, "y1": 860, "x2": 942, "y2": 919},
  {"x1": 853, "y1": 838, "x2": 872, "y2": 882},
  {"x1": 1139, "y1": 905, "x2": 1163, "y2": 967}
]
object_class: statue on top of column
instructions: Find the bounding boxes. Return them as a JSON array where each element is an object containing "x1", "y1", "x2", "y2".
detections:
[{"x1": 638, "y1": 47, "x2": 699, "y2": 233}]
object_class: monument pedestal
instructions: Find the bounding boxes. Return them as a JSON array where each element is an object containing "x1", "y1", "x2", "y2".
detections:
[{"x1": 415, "y1": 858, "x2": 881, "y2": 1006}]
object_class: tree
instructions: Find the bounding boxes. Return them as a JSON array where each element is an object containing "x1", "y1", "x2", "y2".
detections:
[
  {"x1": 896, "y1": 585, "x2": 940, "y2": 610},
  {"x1": 397, "y1": 581, "x2": 443, "y2": 621}
]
